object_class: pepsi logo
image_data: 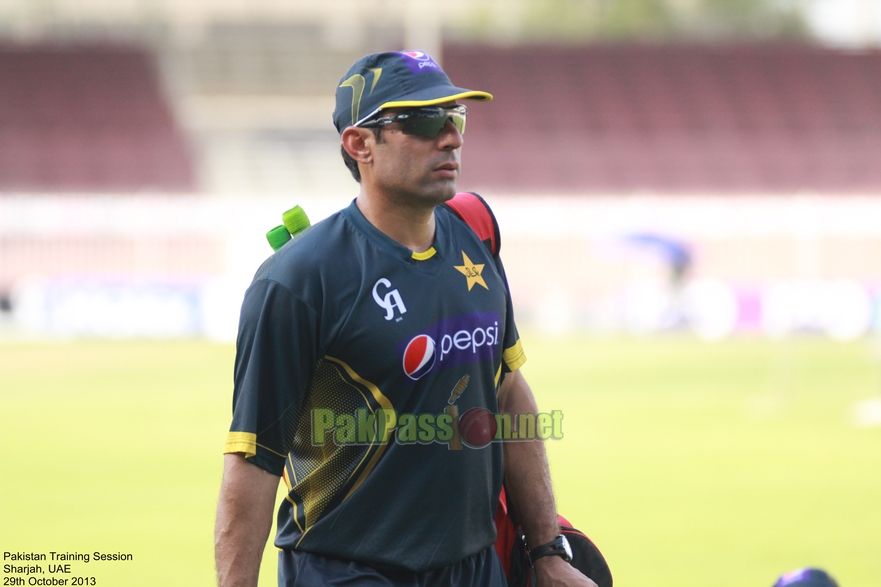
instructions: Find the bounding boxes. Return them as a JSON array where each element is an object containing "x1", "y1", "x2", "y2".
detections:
[
  {"x1": 402, "y1": 334, "x2": 436, "y2": 380},
  {"x1": 401, "y1": 51, "x2": 430, "y2": 61}
]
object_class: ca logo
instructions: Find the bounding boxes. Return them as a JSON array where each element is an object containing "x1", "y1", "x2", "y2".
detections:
[{"x1": 372, "y1": 278, "x2": 407, "y2": 321}]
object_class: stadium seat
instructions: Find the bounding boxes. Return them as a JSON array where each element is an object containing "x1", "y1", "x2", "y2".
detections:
[
  {"x1": 0, "y1": 43, "x2": 196, "y2": 192},
  {"x1": 446, "y1": 43, "x2": 881, "y2": 194}
]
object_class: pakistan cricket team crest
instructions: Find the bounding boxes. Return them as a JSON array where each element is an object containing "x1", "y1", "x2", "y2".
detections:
[{"x1": 454, "y1": 251, "x2": 488, "y2": 291}]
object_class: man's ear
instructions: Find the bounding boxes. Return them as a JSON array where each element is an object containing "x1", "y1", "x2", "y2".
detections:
[{"x1": 341, "y1": 127, "x2": 374, "y2": 165}]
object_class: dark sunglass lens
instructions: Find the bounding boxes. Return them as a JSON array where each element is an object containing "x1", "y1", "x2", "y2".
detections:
[
  {"x1": 403, "y1": 115, "x2": 447, "y2": 138},
  {"x1": 402, "y1": 109, "x2": 466, "y2": 138}
]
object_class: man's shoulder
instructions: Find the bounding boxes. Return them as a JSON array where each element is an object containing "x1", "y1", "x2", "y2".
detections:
[
  {"x1": 438, "y1": 192, "x2": 502, "y2": 257},
  {"x1": 252, "y1": 210, "x2": 354, "y2": 290}
]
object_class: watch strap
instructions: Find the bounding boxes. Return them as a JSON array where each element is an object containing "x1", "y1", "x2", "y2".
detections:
[{"x1": 529, "y1": 534, "x2": 571, "y2": 564}]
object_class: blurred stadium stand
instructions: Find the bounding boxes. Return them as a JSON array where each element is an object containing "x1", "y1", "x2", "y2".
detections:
[
  {"x1": 445, "y1": 44, "x2": 881, "y2": 194},
  {"x1": 3, "y1": 3, "x2": 881, "y2": 339},
  {"x1": 0, "y1": 43, "x2": 196, "y2": 192},
  {"x1": 166, "y1": 23, "x2": 395, "y2": 195},
  {"x1": 5, "y1": 31, "x2": 880, "y2": 197}
]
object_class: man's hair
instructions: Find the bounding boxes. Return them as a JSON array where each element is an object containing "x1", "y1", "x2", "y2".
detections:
[{"x1": 341, "y1": 126, "x2": 383, "y2": 183}]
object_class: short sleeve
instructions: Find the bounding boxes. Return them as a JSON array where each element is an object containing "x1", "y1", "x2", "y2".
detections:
[
  {"x1": 496, "y1": 255, "x2": 526, "y2": 375},
  {"x1": 225, "y1": 279, "x2": 322, "y2": 476}
]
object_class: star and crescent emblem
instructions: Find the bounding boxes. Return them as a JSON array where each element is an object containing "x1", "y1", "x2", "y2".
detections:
[{"x1": 454, "y1": 251, "x2": 488, "y2": 291}]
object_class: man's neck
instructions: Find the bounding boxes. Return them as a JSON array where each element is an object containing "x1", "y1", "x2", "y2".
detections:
[{"x1": 355, "y1": 192, "x2": 439, "y2": 253}]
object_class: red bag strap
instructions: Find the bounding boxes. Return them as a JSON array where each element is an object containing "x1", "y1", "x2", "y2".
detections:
[
  {"x1": 494, "y1": 485, "x2": 515, "y2": 577},
  {"x1": 442, "y1": 192, "x2": 501, "y2": 256}
]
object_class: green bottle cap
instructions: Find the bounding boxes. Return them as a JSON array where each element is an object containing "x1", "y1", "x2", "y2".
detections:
[
  {"x1": 266, "y1": 225, "x2": 292, "y2": 251},
  {"x1": 282, "y1": 205, "x2": 311, "y2": 236}
]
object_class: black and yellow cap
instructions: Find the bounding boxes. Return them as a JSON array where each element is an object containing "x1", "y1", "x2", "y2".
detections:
[{"x1": 333, "y1": 51, "x2": 492, "y2": 134}]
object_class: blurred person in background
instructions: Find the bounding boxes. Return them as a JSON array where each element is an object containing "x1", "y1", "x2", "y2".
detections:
[{"x1": 773, "y1": 568, "x2": 839, "y2": 587}]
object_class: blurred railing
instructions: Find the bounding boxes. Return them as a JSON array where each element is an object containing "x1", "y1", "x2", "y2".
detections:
[{"x1": 3, "y1": 193, "x2": 881, "y2": 341}]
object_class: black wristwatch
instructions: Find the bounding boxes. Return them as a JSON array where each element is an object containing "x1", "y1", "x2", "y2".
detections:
[{"x1": 528, "y1": 534, "x2": 573, "y2": 565}]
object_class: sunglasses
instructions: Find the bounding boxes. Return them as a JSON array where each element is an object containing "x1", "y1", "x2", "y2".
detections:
[{"x1": 358, "y1": 105, "x2": 467, "y2": 138}]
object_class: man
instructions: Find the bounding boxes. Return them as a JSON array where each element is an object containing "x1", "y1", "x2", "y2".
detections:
[{"x1": 215, "y1": 50, "x2": 596, "y2": 587}]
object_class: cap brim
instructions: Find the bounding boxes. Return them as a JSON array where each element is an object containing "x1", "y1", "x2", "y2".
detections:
[
  {"x1": 380, "y1": 89, "x2": 493, "y2": 109},
  {"x1": 353, "y1": 88, "x2": 492, "y2": 126}
]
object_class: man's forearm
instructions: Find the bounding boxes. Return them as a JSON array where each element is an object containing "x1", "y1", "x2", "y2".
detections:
[
  {"x1": 215, "y1": 453, "x2": 280, "y2": 587},
  {"x1": 499, "y1": 370, "x2": 560, "y2": 549},
  {"x1": 499, "y1": 371, "x2": 599, "y2": 587}
]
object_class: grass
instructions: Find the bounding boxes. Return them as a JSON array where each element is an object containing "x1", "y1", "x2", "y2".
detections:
[
  {"x1": 530, "y1": 336, "x2": 881, "y2": 587},
  {"x1": 1, "y1": 336, "x2": 879, "y2": 586}
]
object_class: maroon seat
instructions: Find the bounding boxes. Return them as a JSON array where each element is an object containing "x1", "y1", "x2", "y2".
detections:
[
  {"x1": 445, "y1": 43, "x2": 881, "y2": 194},
  {"x1": 0, "y1": 43, "x2": 196, "y2": 192}
]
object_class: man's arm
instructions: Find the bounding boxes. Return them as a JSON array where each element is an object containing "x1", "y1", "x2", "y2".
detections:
[
  {"x1": 215, "y1": 453, "x2": 280, "y2": 587},
  {"x1": 498, "y1": 369, "x2": 597, "y2": 587}
]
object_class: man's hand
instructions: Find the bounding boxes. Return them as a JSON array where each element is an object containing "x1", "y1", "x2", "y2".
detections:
[
  {"x1": 215, "y1": 453, "x2": 280, "y2": 587},
  {"x1": 534, "y1": 556, "x2": 599, "y2": 587}
]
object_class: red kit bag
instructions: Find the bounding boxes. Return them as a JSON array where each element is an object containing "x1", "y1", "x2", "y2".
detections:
[{"x1": 494, "y1": 487, "x2": 613, "y2": 587}]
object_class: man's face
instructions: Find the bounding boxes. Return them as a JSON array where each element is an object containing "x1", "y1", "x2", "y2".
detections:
[{"x1": 369, "y1": 102, "x2": 464, "y2": 207}]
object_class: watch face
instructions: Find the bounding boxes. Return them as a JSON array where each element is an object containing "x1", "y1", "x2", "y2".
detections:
[{"x1": 561, "y1": 535, "x2": 573, "y2": 561}]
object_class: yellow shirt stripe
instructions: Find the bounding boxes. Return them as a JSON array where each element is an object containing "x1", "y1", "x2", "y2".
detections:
[
  {"x1": 224, "y1": 431, "x2": 258, "y2": 458},
  {"x1": 503, "y1": 339, "x2": 527, "y2": 371},
  {"x1": 411, "y1": 247, "x2": 437, "y2": 261}
]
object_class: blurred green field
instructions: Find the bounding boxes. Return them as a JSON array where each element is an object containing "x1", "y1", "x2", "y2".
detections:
[{"x1": 1, "y1": 336, "x2": 879, "y2": 586}]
